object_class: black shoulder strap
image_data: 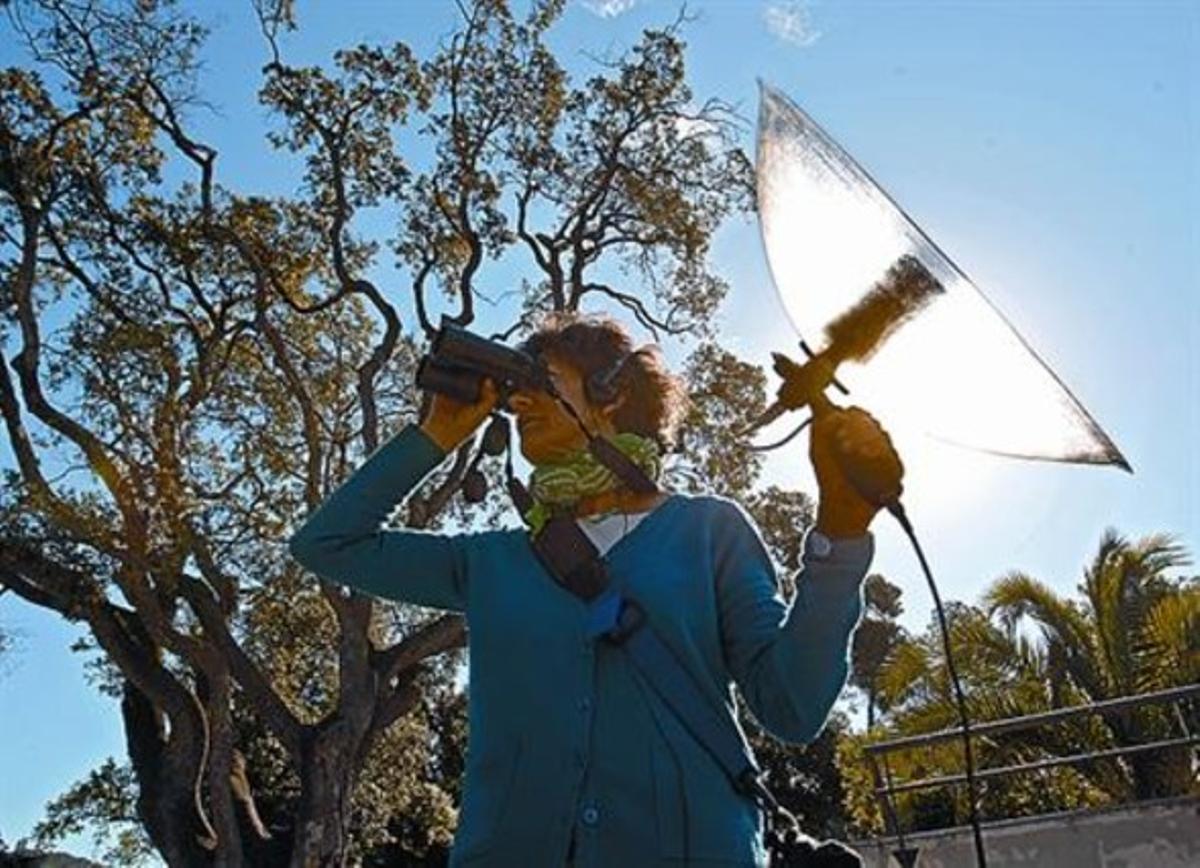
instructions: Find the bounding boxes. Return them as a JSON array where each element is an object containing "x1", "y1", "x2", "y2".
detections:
[
  {"x1": 503, "y1": 448, "x2": 772, "y2": 813},
  {"x1": 587, "y1": 435, "x2": 658, "y2": 494},
  {"x1": 531, "y1": 514, "x2": 610, "y2": 600}
]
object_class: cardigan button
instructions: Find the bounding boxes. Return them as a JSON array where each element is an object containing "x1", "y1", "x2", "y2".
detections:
[{"x1": 581, "y1": 805, "x2": 600, "y2": 826}]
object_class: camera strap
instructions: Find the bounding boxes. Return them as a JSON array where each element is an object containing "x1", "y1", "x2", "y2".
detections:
[
  {"x1": 539, "y1": 378, "x2": 659, "y2": 497},
  {"x1": 584, "y1": 434, "x2": 658, "y2": 495}
]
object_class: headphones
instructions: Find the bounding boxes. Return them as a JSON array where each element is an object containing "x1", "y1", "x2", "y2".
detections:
[{"x1": 584, "y1": 348, "x2": 639, "y2": 406}]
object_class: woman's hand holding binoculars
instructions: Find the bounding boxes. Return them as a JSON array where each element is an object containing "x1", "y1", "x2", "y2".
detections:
[{"x1": 419, "y1": 378, "x2": 500, "y2": 452}]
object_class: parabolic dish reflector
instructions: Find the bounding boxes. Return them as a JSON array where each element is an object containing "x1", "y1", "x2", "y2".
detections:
[{"x1": 756, "y1": 81, "x2": 1128, "y2": 469}]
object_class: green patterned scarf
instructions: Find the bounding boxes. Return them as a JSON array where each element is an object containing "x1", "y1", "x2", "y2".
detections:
[{"x1": 524, "y1": 432, "x2": 662, "y2": 535}]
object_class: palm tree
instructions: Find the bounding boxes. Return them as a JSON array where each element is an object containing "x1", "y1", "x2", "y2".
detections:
[
  {"x1": 840, "y1": 530, "x2": 1198, "y2": 836},
  {"x1": 846, "y1": 604, "x2": 1113, "y2": 834},
  {"x1": 850, "y1": 574, "x2": 907, "y2": 729},
  {"x1": 984, "y1": 529, "x2": 1197, "y2": 799}
]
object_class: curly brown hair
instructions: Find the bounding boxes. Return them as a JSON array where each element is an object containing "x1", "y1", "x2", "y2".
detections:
[{"x1": 520, "y1": 313, "x2": 689, "y2": 451}]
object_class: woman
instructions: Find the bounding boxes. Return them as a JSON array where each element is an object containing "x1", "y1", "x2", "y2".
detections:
[{"x1": 288, "y1": 313, "x2": 903, "y2": 867}]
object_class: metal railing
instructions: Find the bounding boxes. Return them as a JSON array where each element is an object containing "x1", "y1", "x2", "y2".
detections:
[{"x1": 861, "y1": 682, "x2": 1200, "y2": 846}]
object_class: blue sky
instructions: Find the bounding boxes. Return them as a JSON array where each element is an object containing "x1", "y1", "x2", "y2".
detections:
[{"x1": 1, "y1": 0, "x2": 1196, "y2": 857}]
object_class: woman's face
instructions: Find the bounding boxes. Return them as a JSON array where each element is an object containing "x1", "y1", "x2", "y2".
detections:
[{"x1": 508, "y1": 353, "x2": 618, "y2": 465}]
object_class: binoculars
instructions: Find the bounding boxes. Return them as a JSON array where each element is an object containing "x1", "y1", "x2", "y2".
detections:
[
  {"x1": 416, "y1": 319, "x2": 657, "y2": 502},
  {"x1": 415, "y1": 319, "x2": 551, "y2": 406}
]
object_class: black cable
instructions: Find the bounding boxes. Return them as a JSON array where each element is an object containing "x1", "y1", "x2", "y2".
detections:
[
  {"x1": 747, "y1": 416, "x2": 813, "y2": 452},
  {"x1": 887, "y1": 501, "x2": 989, "y2": 868}
]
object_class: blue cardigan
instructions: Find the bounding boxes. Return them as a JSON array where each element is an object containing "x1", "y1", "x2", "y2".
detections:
[{"x1": 288, "y1": 425, "x2": 873, "y2": 867}]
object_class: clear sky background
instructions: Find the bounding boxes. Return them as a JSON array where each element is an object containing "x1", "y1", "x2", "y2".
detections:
[{"x1": 2, "y1": 0, "x2": 1197, "y2": 857}]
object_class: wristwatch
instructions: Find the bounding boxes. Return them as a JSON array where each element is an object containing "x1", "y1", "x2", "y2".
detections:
[{"x1": 804, "y1": 529, "x2": 834, "y2": 561}]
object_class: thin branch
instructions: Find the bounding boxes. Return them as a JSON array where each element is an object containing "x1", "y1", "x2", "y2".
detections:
[
  {"x1": 411, "y1": 253, "x2": 438, "y2": 341},
  {"x1": 370, "y1": 671, "x2": 423, "y2": 736},
  {"x1": 352, "y1": 277, "x2": 402, "y2": 455},
  {"x1": 253, "y1": 279, "x2": 324, "y2": 510},
  {"x1": 580, "y1": 281, "x2": 691, "y2": 340},
  {"x1": 179, "y1": 576, "x2": 302, "y2": 757},
  {"x1": 375, "y1": 614, "x2": 466, "y2": 688}
]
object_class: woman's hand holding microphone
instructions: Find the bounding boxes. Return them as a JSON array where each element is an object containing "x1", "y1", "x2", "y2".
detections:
[{"x1": 808, "y1": 394, "x2": 905, "y2": 538}]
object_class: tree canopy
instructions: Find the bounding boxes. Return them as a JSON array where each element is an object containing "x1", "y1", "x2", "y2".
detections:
[{"x1": 0, "y1": 1, "x2": 785, "y2": 863}]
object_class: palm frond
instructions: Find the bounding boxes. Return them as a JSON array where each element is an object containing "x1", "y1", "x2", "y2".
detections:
[
  {"x1": 985, "y1": 573, "x2": 1081, "y2": 637},
  {"x1": 984, "y1": 572, "x2": 1095, "y2": 673},
  {"x1": 1134, "y1": 586, "x2": 1200, "y2": 692},
  {"x1": 1087, "y1": 532, "x2": 1193, "y2": 695},
  {"x1": 876, "y1": 640, "x2": 933, "y2": 711},
  {"x1": 1127, "y1": 532, "x2": 1191, "y2": 581}
]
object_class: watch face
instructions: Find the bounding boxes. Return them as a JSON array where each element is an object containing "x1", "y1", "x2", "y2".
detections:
[{"x1": 807, "y1": 531, "x2": 832, "y2": 559}]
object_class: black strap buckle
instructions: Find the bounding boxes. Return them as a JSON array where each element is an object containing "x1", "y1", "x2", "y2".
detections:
[{"x1": 603, "y1": 598, "x2": 646, "y2": 646}]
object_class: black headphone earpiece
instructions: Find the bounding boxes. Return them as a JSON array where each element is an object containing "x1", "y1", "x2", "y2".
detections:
[{"x1": 585, "y1": 349, "x2": 635, "y2": 406}]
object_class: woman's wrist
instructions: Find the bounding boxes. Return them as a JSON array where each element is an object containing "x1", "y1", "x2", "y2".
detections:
[{"x1": 814, "y1": 500, "x2": 874, "y2": 539}]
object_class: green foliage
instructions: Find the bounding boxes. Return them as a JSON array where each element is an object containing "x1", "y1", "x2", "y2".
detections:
[
  {"x1": 1135, "y1": 582, "x2": 1200, "y2": 697},
  {"x1": 32, "y1": 758, "x2": 154, "y2": 866},
  {"x1": 0, "y1": 0, "x2": 770, "y2": 864},
  {"x1": 839, "y1": 529, "x2": 1199, "y2": 838},
  {"x1": 744, "y1": 709, "x2": 853, "y2": 847},
  {"x1": 672, "y1": 343, "x2": 767, "y2": 498},
  {"x1": 746, "y1": 486, "x2": 815, "y2": 579}
]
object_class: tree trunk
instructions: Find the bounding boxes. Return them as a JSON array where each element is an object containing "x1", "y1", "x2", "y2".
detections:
[
  {"x1": 122, "y1": 683, "x2": 214, "y2": 867},
  {"x1": 200, "y1": 670, "x2": 246, "y2": 868},
  {"x1": 290, "y1": 725, "x2": 362, "y2": 868}
]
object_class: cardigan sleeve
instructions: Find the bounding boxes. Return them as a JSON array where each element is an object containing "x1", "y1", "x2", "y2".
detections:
[
  {"x1": 712, "y1": 500, "x2": 873, "y2": 744},
  {"x1": 287, "y1": 424, "x2": 470, "y2": 613}
]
